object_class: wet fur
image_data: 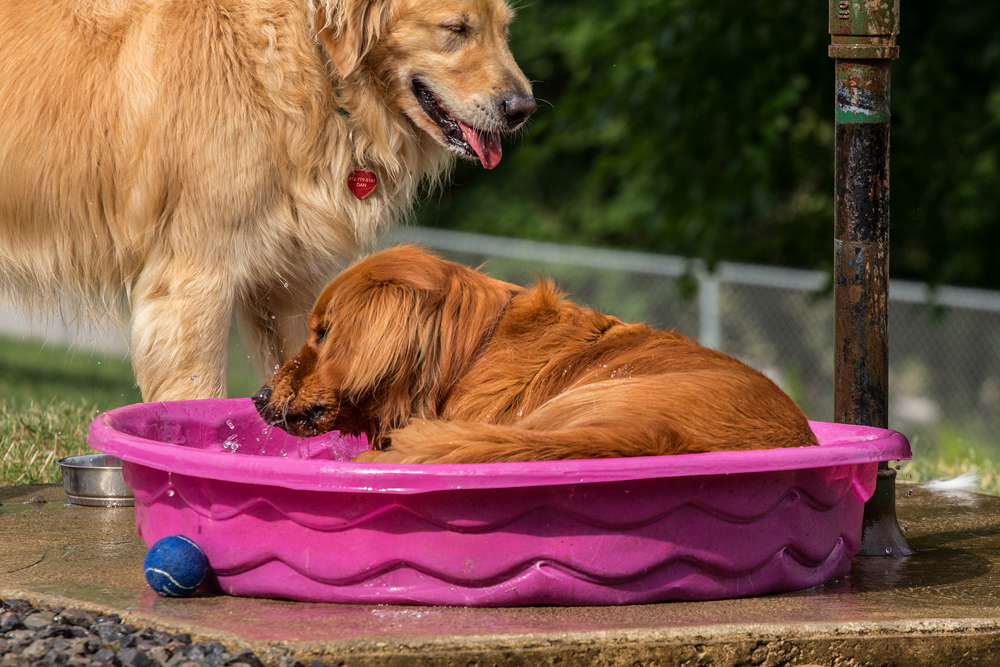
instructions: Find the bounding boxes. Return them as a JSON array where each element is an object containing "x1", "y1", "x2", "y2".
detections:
[
  {"x1": 255, "y1": 246, "x2": 820, "y2": 463},
  {"x1": 0, "y1": 0, "x2": 531, "y2": 401}
]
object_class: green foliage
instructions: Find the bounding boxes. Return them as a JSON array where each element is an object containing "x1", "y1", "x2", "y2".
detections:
[
  {"x1": 892, "y1": 0, "x2": 1000, "y2": 288},
  {"x1": 422, "y1": 0, "x2": 1000, "y2": 289}
]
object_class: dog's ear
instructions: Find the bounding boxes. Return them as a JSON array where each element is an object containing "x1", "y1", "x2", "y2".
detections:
[
  {"x1": 332, "y1": 278, "x2": 440, "y2": 441},
  {"x1": 433, "y1": 267, "x2": 516, "y2": 392},
  {"x1": 315, "y1": 0, "x2": 394, "y2": 78},
  {"x1": 336, "y1": 282, "x2": 419, "y2": 395}
]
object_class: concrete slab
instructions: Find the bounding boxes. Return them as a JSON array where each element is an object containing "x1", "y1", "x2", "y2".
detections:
[{"x1": 3, "y1": 482, "x2": 1000, "y2": 666}]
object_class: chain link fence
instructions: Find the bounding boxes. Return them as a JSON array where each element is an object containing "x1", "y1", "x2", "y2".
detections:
[
  {"x1": 387, "y1": 227, "x2": 1000, "y2": 461},
  {"x1": 4, "y1": 225, "x2": 997, "y2": 464}
]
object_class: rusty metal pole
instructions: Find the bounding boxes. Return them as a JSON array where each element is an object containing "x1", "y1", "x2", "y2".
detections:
[{"x1": 830, "y1": 0, "x2": 912, "y2": 556}]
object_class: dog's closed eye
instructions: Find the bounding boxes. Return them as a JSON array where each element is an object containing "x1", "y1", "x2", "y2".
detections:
[{"x1": 314, "y1": 326, "x2": 329, "y2": 346}]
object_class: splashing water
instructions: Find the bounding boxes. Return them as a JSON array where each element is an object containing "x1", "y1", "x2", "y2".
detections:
[{"x1": 223, "y1": 434, "x2": 240, "y2": 453}]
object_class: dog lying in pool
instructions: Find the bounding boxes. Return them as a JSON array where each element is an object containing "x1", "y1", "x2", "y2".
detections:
[{"x1": 252, "y1": 246, "x2": 819, "y2": 462}]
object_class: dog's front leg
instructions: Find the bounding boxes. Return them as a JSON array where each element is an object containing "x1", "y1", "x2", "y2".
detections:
[{"x1": 130, "y1": 259, "x2": 234, "y2": 401}]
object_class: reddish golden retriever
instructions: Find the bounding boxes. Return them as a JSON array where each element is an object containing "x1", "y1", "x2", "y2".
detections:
[
  {"x1": 253, "y1": 246, "x2": 818, "y2": 463},
  {"x1": 0, "y1": 0, "x2": 533, "y2": 401}
]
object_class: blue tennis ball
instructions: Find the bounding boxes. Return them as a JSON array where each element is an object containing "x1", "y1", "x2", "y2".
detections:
[{"x1": 143, "y1": 535, "x2": 209, "y2": 597}]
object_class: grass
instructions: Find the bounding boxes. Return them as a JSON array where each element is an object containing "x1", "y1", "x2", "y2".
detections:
[
  {"x1": 897, "y1": 457, "x2": 1000, "y2": 495},
  {"x1": 894, "y1": 423, "x2": 1000, "y2": 496},
  {"x1": 0, "y1": 330, "x2": 262, "y2": 486},
  {"x1": 1, "y1": 399, "x2": 104, "y2": 485}
]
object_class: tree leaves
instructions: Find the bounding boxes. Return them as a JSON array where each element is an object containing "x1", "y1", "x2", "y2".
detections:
[{"x1": 421, "y1": 0, "x2": 1000, "y2": 289}]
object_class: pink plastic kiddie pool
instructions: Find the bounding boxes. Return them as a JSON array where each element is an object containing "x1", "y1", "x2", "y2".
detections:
[{"x1": 90, "y1": 398, "x2": 910, "y2": 606}]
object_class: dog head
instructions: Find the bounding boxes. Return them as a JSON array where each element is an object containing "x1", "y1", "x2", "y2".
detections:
[
  {"x1": 315, "y1": 0, "x2": 535, "y2": 169},
  {"x1": 252, "y1": 246, "x2": 516, "y2": 443}
]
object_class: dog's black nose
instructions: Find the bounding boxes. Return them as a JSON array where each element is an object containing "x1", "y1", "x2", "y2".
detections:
[
  {"x1": 251, "y1": 385, "x2": 273, "y2": 415},
  {"x1": 503, "y1": 93, "x2": 536, "y2": 129}
]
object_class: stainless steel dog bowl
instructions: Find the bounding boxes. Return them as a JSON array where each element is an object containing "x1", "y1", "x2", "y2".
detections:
[{"x1": 58, "y1": 454, "x2": 134, "y2": 507}]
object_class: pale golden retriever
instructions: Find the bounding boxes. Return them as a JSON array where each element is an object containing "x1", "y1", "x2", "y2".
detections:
[
  {"x1": 0, "y1": 0, "x2": 533, "y2": 401},
  {"x1": 253, "y1": 246, "x2": 819, "y2": 463}
]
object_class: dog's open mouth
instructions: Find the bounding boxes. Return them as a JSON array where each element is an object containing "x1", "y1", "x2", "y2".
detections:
[{"x1": 412, "y1": 80, "x2": 502, "y2": 170}]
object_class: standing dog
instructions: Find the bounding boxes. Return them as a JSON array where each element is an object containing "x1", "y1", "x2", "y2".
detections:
[
  {"x1": 253, "y1": 246, "x2": 819, "y2": 463},
  {"x1": 0, "y1": 0, "x2": 533, "y2": 401}
]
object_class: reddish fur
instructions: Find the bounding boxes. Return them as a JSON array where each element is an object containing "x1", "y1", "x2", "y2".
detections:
[{"x1": 257, "y1": 246, "x2": 819, "y2": 462}]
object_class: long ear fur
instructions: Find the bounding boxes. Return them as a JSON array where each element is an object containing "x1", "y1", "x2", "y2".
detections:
[
  {"x1": 332, "y1": 249, "x2": 513, "y2": 444},
  {"x1": 314, "y1": 0, "x2": 395, "y2": 77},
  {"x1": 432, "y1": 266, "x2": 516, "y2": 401}
]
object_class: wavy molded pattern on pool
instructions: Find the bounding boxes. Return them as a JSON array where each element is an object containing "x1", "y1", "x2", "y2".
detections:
[{"x1": 89, "y1": 398, "x2": 911, "y2": 606}]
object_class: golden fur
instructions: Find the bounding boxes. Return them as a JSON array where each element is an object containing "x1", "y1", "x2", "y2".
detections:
[
  {"x1": 254, "y1": 246, "x2": 820, "y2": 463},
  {"x1": 0, "y1": 0, "x2": 533, "y2": 401}
]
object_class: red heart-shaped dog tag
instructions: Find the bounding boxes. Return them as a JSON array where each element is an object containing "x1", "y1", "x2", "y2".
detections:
[{"x1": 347, "y1": 169, "x2": 377, "y2": 200}]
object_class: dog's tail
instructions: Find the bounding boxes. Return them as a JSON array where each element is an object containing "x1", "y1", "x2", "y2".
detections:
[{"x1": 355, "y1": 374, "x2": 819, "y2": 464}]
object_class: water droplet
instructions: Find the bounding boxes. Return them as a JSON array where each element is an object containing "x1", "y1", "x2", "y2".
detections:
[
  {"x1": 226, "y1": 420, "x2": 235, "y2": 430},
  {"x1": 283, "y1": 282, "x2": 288, "y2": 288},
  {"x1": 274, "y1": 364, "x2": 280, "y2": 371},
  {"x1": 902, "y1": 524, "x2": 909, "y2": 532},
  {"x1": 223, "y1": 434, "x2": 240, "y2": 452},
  {"x1": 167, "y1": 490, "x2": 175, "y2": 497},
  {"x1": 190, "y1": 375, "x2": 198, "y2": 382},
  {"x1": 906, "y1": 489, "x2": 914, "y2": 497},
  {"x1": 271, "y1": 315, "x2": 276, "y2": 320},
  {"x1": 885, "y1": 546, "x2": 893, "y2": 554}
]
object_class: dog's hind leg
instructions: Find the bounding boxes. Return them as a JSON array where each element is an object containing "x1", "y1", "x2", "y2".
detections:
[{"x1": 130, "y1": 257, "x2": 235, "y2": 401}]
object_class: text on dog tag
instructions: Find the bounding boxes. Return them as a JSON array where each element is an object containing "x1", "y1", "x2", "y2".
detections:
[{"x1": 348, "y1": 169, "x2": 377, "y2": 200}]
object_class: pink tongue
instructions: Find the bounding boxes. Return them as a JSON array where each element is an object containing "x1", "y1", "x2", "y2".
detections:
[{"x1": 458, "y1": 120, "x2": 502, "y2": 169}]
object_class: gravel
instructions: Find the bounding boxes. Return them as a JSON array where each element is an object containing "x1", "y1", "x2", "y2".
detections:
[{"x1": 0, "y1": 599, "x2": 339, "y2": 667}]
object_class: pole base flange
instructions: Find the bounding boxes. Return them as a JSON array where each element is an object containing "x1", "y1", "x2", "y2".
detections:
[{"x1": 856, "y1": 465, "x2": 914, "y2": 556}]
